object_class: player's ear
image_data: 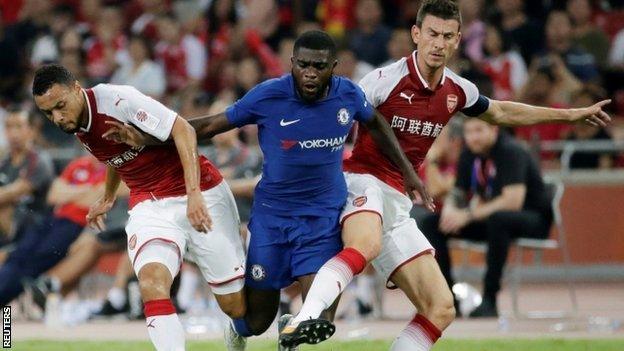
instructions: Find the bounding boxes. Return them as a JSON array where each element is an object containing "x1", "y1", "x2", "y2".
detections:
[{"x1": 411, "y1": 24, "x2": 420, "y2": 45}]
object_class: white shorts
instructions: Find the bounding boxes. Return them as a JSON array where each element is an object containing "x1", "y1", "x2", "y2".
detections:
[
  {"x1": 125, "y1": 180, "x2": 246, "y2": 295},
  {"x1": 341, "y1": 172, "x2": 434, "y2": 288}
]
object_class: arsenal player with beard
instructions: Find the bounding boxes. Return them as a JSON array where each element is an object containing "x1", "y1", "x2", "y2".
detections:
[
  {"x1": 32, "y1": 64, "x2": 245, "y2": 351},
  {"x1": 282, "y1": 0, "x2": 611, "y2": 350}
]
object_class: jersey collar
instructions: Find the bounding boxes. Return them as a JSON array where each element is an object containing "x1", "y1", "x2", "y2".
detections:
[
  {"x1": 408, "y1": 51, "x2": 446, "y2": 91},
  {"x1": 78, "y1": 89, "x2": 93, "y2": 133}
]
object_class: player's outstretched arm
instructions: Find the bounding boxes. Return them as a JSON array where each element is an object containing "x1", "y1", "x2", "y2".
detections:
[
  {"x1": 170, "y1": 116, "x2": 213, "y2": 233},
  {"x1": 187, "y1": 112, "x2": 236, "y2": 141},
  {"x1": 102, "y1": 112, "x2": 236, "y2": 146},
  {"x1": 478, "y1": 99, "x2": 612, "y2": 127},
  {"x1": 86, "y1": 165, "x2": 120, "y2": 231},
  {"x1": 364, "y1": 110, "x2": 435, "y2": 211}
]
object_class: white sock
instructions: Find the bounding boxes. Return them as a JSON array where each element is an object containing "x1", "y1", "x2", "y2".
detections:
[
  {"x1": 177, "y1": 268, "x2": 199, "y2": 311},
  {"x1": 355, "y1": 274, "x2": 375, "y2": 306},
  {"x1": 144, "y1": 299, "x2": 185, "y2": 351},
  {"x1": 292, "y1": 249, "x2": 365, "y2": 324},
  {"x1": 390, "y1": 314, "x2": 441, "y2": 351},
  {"x1": 107, "y1": 287, "x2": 127, "y2": 310}
]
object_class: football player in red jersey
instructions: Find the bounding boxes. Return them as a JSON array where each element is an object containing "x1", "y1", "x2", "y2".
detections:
[
  {"x1": 33, "y1": 64, "x2": 246, "y2": 351},
  {"x1": 280, "y1": 0, "x2": 610, "y2": 350}
]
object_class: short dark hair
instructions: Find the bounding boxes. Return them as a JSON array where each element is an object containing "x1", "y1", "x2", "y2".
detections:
[
  {"x1": 32, "y1": 64, "x2": 76, "y2": 96},
  {"x1": 293, "y1": 30, "x2": 337, "y2": 58},
  {"x1": 416, "y1": 0, "x2": 462, "y2": 29}
]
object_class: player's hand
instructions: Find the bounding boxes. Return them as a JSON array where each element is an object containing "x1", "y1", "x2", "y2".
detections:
[
  {"x1": 187, "y1": 191, "x2": 212, "y2": 233},
  {"x1": 439, "y1": 206, "x2": 470, "y2": 235},
  {"x1": 102, "y1": 121, "x2": 148, "y2": 148},
  {"x1": 404, "y1": 170, "x2": 435, "y2": 212},
  {"x1": 572, "y1": 100, "x2": 612, "y2": 127},
  {"x1": 86, "y1": 196, "x2": 115, "y2": 232}
]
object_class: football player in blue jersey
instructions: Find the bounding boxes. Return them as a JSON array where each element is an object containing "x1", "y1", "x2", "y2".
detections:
[{"x1": 102, "y1": 30, "x2": 433, "y2": 351}]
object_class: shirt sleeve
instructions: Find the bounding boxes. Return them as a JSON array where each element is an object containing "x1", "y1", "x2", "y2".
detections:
[
  {"x1": 353, "y1": 84, "x2": 375, "y2": 123},
  {"x1": 122, "y1": 86, "x2": 178, "y2": 141},
  {"x1": 225, "y1": 84, "x2": 266, "y2": 127},
  {"x1": 454, "y1": 149, "x2": 473, "y2": 192}
]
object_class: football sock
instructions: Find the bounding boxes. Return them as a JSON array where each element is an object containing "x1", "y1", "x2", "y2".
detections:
[
  {"x1": 390, "y1": 314, "x2": 441, "y2": 351},
  {"x1": 144, "y1": 299, "x2": 185, "y2": 351},
  {"x1": 292, "y1": 248, "x2": 367, "y2": 324}
]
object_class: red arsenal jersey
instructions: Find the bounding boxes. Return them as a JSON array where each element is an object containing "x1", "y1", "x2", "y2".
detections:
[
  {"x1": 76, "y1": 84, "x2": 222, "y2": 208},
  {"x1": 344, "y1": 51, "x2": 483, "y2": 193},
  {"x1": 54, "y1": 156, "x2": 107, "y2": 226}
]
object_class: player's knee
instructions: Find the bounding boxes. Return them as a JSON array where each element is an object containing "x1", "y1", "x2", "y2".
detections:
[
  {"x1": 138, "y1": 265, "x2": 172, "y2": 301},
  {"x1": 427, "y1": 288, "x2": 456, "y2": 330},
  {"x1": 344, "y1": 230, "x2": 382, "y2": 262},
  {"x1": 217, "y1": 293, "x2": 246, "y2": 319}
]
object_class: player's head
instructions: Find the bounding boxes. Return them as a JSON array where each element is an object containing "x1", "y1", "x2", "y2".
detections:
[
  {"x1": 291, "y1": 30, "x2": 337, "y2": 102},
  {"x1": 413, "y1": 0, "x2": 462, "y2": 70},
  {"x1": 4, "y1": 108, "x2": 35, "y2": 153},
  {"x1": 32, "y1": 64, "x2": 85, "y2": 134},
  {"x1": 463, "y1": 118, "x2": 498, "y2": 155}
]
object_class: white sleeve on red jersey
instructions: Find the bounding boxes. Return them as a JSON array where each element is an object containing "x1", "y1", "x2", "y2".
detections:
[
  {"x1": 94, "y1": 84, "x2": 178, "y2": 142},
  {"x1": 358, "y1": 57, "x2": 409, "y2": 108},
  {"x1": 444, "y1": 68, "x2": 480, "y2": 109}
]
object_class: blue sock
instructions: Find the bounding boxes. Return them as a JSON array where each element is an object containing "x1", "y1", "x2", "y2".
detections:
[{"x1": 233, "y1": 318, "x2": 253, "y2": 337}]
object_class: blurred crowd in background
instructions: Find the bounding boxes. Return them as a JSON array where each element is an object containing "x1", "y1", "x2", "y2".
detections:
[{"x1": 1, "y1": 0, "x2": 624, "y2": 322}]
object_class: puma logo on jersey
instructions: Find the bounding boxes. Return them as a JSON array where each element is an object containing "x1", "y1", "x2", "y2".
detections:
[
  {"x1": 115, "y1": 96, "x2": 125, "y2": 106},
  {"x1": 400, "y1": 92, "x2": 415, "y2": 104}
]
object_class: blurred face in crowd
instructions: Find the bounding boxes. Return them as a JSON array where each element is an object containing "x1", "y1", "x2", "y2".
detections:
[
  {"x1": 356, "y1": 0, "x2": 382, "y2": 28},
  {"x1": 459, "y1": 0, "x2": 483, "y2": 23},
  {"x1": 34, "y1": 81, "x2": 86, "y2": 134},
  {"x1": 463, "y1": 118, "x2": 499, "y2": 155},
  {"x1": 546, "y1": 11, "x2": 572, "y2": 52},
  {"x1": 60, "y1": 29, "x2": 82, "y2": 53},
  {"x1": 158, "y1": 17, "x2": 180, "y2": 43},
  {"x1": 496, "y1": 0, "x2": 524, "y2": 17},
  {"x1": 236, "y1": 58, "x2": 262, "y2": 92},
  {"x1": 567, "y1": 0, "x2": 591, "y2": 25},
  {"x1": 484, "y1": 25, "x2": 503, "y2": 56},
  {"x1": 291, "y1": 48, "x2": 337, "y2": 102},
  {"x1": 412, "y1": 15, "x2": 461, "y2": 70},
  {"x1": 387, "y1": 29, "x2": 414, "y2": 60},
  {"x1": 129, "y1": 37, "x2": 150, "y2": 64},
  {"x1": 5, "y1": 112, "x2": 33, "y2": 153},
  {"x1": 335, "y1": 50, "x2": 357, "y2": 79}
]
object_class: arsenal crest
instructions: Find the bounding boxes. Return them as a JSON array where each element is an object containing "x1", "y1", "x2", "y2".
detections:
[{"x1": 447, "y1": 94, "x2": 458, "y2": 113}]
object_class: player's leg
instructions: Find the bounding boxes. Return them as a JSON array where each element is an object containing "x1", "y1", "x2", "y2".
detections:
[
  {"x1": 279, "y1": 214, "x2": 345, "y2": 348},
  {"x1": 290, "y1": 174, "x2": 383, "y2": 324},
  {"x1": 376, "y1": 218, "x2": 454, "y2": 351},
  {"x1": 126, "y1": 201, "x2": 187, "y2": 351},
  {"x1": 388, "y1": 254, "x2": 455, "y2": 351}
]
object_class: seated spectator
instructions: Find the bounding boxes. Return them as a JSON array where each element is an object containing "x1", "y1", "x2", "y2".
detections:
[
  {"x1": 494, "y1": 0, "x2": 544, "y2": 65},
  {"x1": 84, "y1": 5, "x2": 129, "y2": 84},
  {"x1": 334, "y1": 48, "x2": 375, "y2": 82},
  {"x1": 0, "y1": 154, "x2": 105, "y2": 305},
  {"x1": 566, "y1": 86, "x2": 615, "y2": 169},
  {"x1": 481, "y1": 24, "x2": 527, "y2": 101},
  {"x1": 349, "y1": 0, "x2": 391, "y2": 67},
  {"x1": 567, "y1": 0, "x2": 610, "y2": 69},
  {"x1": 459, "y1": 0, "x2": 486, "y2": 64},
  {"x1": 0, "y1": 110, "x2": 54, "y2": 249},
  {"x1": 421, "y1": 118, "x2": 553, "y2": 318},
  {"x1": 380, "y1": 29, "x2": 414, "y2": 67},
  {"x1": 535, "y1": 10, "x2": 599, "y2": 83},
  {"x1": 111, "y1": 35, "x2": 166, "y2": 99}
]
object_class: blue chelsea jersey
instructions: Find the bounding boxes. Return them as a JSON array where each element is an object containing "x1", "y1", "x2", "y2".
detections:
[{"x1": 226, "y1": 74, "x2": 374, "y2": 216}]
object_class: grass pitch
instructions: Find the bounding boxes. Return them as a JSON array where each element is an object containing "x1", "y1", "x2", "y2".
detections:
[{"x1": 11, "y1": 339, "x2": 624, "y2": 351}]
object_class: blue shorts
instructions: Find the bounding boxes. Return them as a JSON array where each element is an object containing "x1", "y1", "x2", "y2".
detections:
[{"x1": 245, "y1": 212, "x2": 343, "y2": 290}]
